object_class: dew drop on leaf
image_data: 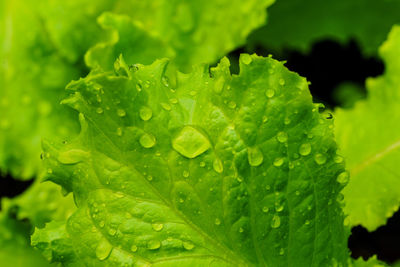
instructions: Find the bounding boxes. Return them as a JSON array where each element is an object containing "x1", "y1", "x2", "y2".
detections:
[
  {"x1": 147, "y1": 240, "x2": 161, "y2": 250},
  {"x1": 314, "y1": 153, "x2": 327, "y2": 165},
  {"x1": 273, "y1": 157, "x2": 284, "y2": 167},
  {"x1": 117, "y1": 109, "x2": 126, "y2": 117},
  {"x1": 139, "y1": 106, "x2": 152, "y2": 121},
  {"x1": 262, "y1": 206, "x2": 269, "y2": 213},
  {"x1": 276, "y1": 131, "x2": 288, "y2": 143},
  {"x1": 183, "y1": 170, "x2": 190, "y2": 178},
  {"x1": 266, "y1": 89, "x2": 275, "y2": 98},
  {"x1": 279, "y1": 78, "x2": 285, "y2": 86},
  {"x1": 96, "y1": 107, "x2": 103, "y2": 114},
  {"x1": 161, "y1": 102, "x2": 171, "y2": 111},
  {"x1": 271, "y1": 215, "x2": 281, "y2": 228},
  {"x1": 172, "y1": 126, "x2": 211, "y2": 158},
  {"x1": 57, "y1": 149, "x2": 87, "y2": 164},
  {"x1": 152, "y1": 223, "x2": 164, "y2": 232},
  {"x1": 140, "y1": 133, "x2": 156, "y2": 148},
  {"x1": 299, "y1": 143, "x2": 311, "y2": 156},
  {"x1": 96, "y1": 240, "x2": 113, "y2": 261},
  {"x1": 213, "y1": 158, "x2": 224, "y2": 173},
  {"x1": 337, "y1": 171, "x2": 350, "y2": 184},
  {"x1": 215, "y1": 218, "x2": 221, "y2": 225},
  {"x1": 183, "y1": 241, "x2": 195, "y2": 250},
  {"x1": 248, "y1": 146, "x2": 264, "y2": 166},
  {"x1": 334, "y1": 155, "x2": 344, "y2": 163},
  {"x1": 130, "y1": 244, "x2": 138, "y2": 252}
]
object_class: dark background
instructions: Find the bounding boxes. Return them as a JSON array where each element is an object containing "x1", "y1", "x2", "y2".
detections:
[{"x1": 1, "y1": 39, "x2": 399, "y2": 264}]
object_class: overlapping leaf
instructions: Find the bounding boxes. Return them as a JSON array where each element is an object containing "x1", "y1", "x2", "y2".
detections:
[
  {"x1": 248, "y1": 0, "x2": 400, "y2": 54},
  {"x1": 335, "y1": 25, "x2": 400, "y2": 230},
  {"x1": 33, "y1": 54, "x2": 349, "y2": 266}
]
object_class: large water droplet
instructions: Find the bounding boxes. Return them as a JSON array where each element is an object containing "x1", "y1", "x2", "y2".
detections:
[
  {"x1": 117, "y1": 109, "x2": 126, "y2": 117},
  {"x1": 213, "y1": 158, "x2": 223, "y2": 173},
  {"x1": 130, "y1": 244, "x2": 138, "y2": 252},
  {"x1": 140, "y1": 133, "x2": 156, "y2": 148},
  {"x1": 248, "y1": 147, "x2": 263, "y2": 166},
  {"x1": 266, "y1": 89, "x2": 275, "y2": 98},
  {"x1": 271, "y1": 215, "x2": 281, "y2": 228},
  {"x1": 273, "y1": 157, "x2": 284, "y2": 167},
  {"x1": 299, "y1": 143, "x2": 311, "y2": 156},
  {"x1": 57, "y1": 149, "x2": 88, "y2": 164},
  {"x1": 139, "y1": 107, "x2": 152, "y2": 121},
  {"x1": 152, "y1": 223, "x2": 164, "y2": 232},
  {"x1": 314, "y1": 153, "x2": 327, "y2": 165},
  {"x1": 337, "y1": 171, "x2": 349, "y2": 184},
  {"x1": 147, "y1": 240, "x2": 161, "y2": 250},
  {"x1": 96, "y1": 240, "x2": 113, "y2": 261},
  {"x1": 276, "y1": 132, "x2": 288, "y2": 143},
  {"x1": 172, "y1": 126, "x2": 211, "y2": 158},
  {"x1": 183, "y1": 241, "x2": 195, "y2": 250}
]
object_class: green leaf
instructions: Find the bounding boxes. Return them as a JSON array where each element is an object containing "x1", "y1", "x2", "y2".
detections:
[
  {"x1": 111, "y1": 0, "x2": 275, "y2": 70},
  {"x1": 350, "y1": 256, "x2": 388, "y2": 267},
  {"x1": 248, "y1": 0, "x2": 400, "y2": 54},
  {"x1": 335, "y1": 25, "x2": 400, "y2": 230},
  {"x1": 1, "y1": 179, "x2": 76, "y2": 228},
  {"x1": 37, "y1": 54, "x2": 348, "y2": 266},
  {"x1": 0, "y1": 210, "x2": 52, "y2": 267}
]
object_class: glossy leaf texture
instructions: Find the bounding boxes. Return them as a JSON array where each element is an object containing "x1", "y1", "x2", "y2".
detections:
[
  {"x1": 335, "y1": 25, "x2": 400, "y2": 230},
  {"x1": 248, "y1": 0, "x2": 400, "y2": 54},
  {"x1": 34, "y1": 54, "x2": 349, "y2": 266},
  {"x1": 0, "y1": 0, "x2": 273, "y2": 179}
]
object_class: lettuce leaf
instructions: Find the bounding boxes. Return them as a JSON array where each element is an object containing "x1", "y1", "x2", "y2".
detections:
[
  {"x1": 34, "y1": 54, "x2": 349, "y2": 266},
  {"x1": 335, "y1": 25, "x2": 400, "y2": 230},
  {"x1": 248, "y1": 0, "x2": 400, "y2": 54}
]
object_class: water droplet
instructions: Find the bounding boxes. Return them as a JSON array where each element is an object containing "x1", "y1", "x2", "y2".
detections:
[
  {"x1": 152, "y1": 223, "x2": 164, "y2": 232},
  {"x1": 334, "y1": 155, "x2": 343, "y2": 163},
  {"x1": 183, "y1": 170, "x2": 190, "y2": 178},
  {"x1": 265, "y1": 185, "x2": 271, "y2": 191},
  {"x1": 183, "y1": 241, "x2": 195, "y2": 250},
  {"x1": 262, "y1": 206, "x2": 269, "y2": 213},
  {"x1": 279, "y1": 248, "x2": 285, "y2": 255},
  {"x1": 99, "y1": 221, "x2": 105, "y2": 228},
  {"x1": 172, "y1": 126, "x2": 211, "y2": 158},
  {"x1": 96, "y1": 107, "x2": 103, "y2": 114},
  {"x1": 47, "y1": 168, "x2": 53, "y2": 174},
  {"x1": 241, "y1": 54, "x2": 252, "y2": 65},
  {"x1": 57, "y1": 149, "x2": 87, "y2": 164},
  {"x1": 96, "y1": 240, "x2": 113, "y2": 260},
  {"x1": 279, "y1": 78, "x2": 285, "y2": 86},
  {"x1": 161, "y1": 103, "x2": 171, "y2": 111},
  {"x1": 213, "y1": 158, "x2": 223, "y2": 173},
  {"x1": 314, "y1": 153, "x2": 327, "y2": 165},
  {"x1": 139, "y1": 107, "x2": 152, "y2": 121},
  {"x1": 215, "y1": 218, "x2": 221, "y2": 225},
  {"x1": 228, "y1": 101, "x2": 236, "y2": 109},
  {"x1": 273, "y1": 157, "x2": 284, "y2": 167},
  {"x1": 214, "y1": 77, "x2": 225, "y2": 94},
  {"x1": 115, "y1": 128, "x2": 122, "y2": 137},
  {"x1": 248, "y1": 147, "x2": 264, "y2": 166},
  {"x1": 239, "y1": 227, "x2": 244, "y2": 233},
  {"x1": 136, "y1": 83, "x2": 142, "y2": 92},
  {"x1": 147, "y1": 175, "x2": 153, "y2": 181},
  {"x1": 284, "y1": 117, "x2": 291, "y2": 125},
  {"x1": 161, "y1": 76, "x2": 170, "y2": 87},
  {"x1": 130, "y1": 244, "x2": 138, "y2": 252},
  {"x1": 140, "y1": 133, "x2": 156, "y2": 148},
  {"x1": 266, "y1": 89, "x2": 275, "y2": 98},
  {"x1": 305, "y1": 220, "x2": 310, "y2": 225},
  {"x1": 271, "y1": 215, "x2": 281, "y2": 228},
  {"x1": 299, "y1": 143, "x2": 311, "y2": 156},
  {"x1": 275, "y1": 204, "x2": 284, "y2": 212},
  {"x1": 295, "y1": 190, "x2": 300, "y2": 196},
  {"x1": 117, "y1": 109, "x2": 126, "y2": 117},
  {"x1": 289, "y1": 162, "x2": 294, "y2": 169},
  {"x1": 147, "y1": 240, "x2": 161, "y2": 250},
  {"x1": 199, "y1": 161, "x2": 206, "y2": 167},
  {"x1": 170, "y1": 98, "x2": 178, "y2": 104},
  {"x1": 262, "y1": 116, "x2": 268, "y2": 123},
  {"x1": 337, "y1": 171, "x2": 349, "y2": 184},
  {"x1": 276, "y1": 132, "x2": 288, "y2": 143}
]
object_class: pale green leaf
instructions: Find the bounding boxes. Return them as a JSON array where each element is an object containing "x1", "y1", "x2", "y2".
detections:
[{"x1": 335, "y1": 25, "x2": 400, "y2": 230}]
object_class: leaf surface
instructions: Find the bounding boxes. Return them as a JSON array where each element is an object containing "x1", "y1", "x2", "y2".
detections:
[
  {"x1": 335, "y1": 25, "x2": 400, "y2": 230},
  {"x1": 36, "y1": 54, "x2": 348, "y2": 266}
]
